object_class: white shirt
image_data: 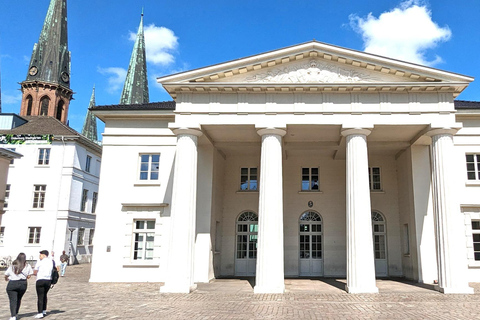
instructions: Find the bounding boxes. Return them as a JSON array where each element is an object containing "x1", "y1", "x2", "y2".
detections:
[
  {"x1": 34, "y1": 257, "x2": 53, "y2": 281},
  {"x1": 5, "y1": 264, "x2": 33, "y2": 281}
]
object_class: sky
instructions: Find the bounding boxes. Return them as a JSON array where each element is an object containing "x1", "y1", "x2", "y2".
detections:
[{"x1": 1, "y1": 0, "x2": 479, "y2": 136}]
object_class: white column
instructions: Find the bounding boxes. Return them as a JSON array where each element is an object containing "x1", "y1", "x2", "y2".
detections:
[
  {"x1": 254, "y1": 128, "x2": 286, "y2": 294},
  {"x1": 160, "y1": 128, "x2": 202, "y2": 293},
  {"x1": 341, "y1": 128, "x2": 378, "y2": 294},
  {"x1": 427, "y1": 129, "x2": 473, "y2": 294}
]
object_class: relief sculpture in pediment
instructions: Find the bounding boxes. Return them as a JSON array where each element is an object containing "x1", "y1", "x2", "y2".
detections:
[{"x1": 245, "y1": 60, "x2": 381, "y2": 83}]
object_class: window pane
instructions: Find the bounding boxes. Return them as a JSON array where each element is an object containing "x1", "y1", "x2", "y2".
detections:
[
  {"x1": 472, "y1": 221, "x2": 480, "y2": 230},
  {"x1": 302, "y1": 168, "x2": 309, "y2": 175},
  {"x1": 151, "y1": 155, "x2": 160, "y2": 162},
  {"x1": 136, "y1": 221, "x2": 145, "y2": 229},
  {"x1": 146, "y1": 221, "x2": 155, "y2": 229}
]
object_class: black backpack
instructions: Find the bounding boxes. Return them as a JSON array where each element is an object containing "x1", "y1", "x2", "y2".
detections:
[{"x1": 51, "y1": 261, "x2": 59, "y2": 285}]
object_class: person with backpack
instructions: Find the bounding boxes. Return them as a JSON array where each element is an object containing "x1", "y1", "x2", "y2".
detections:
[
  {"x1": 33, "y1": 250, "x2": 53, "y2": 319},
  {"x1": 4, "y1": 252, "x2": 33, "y2": 320}
]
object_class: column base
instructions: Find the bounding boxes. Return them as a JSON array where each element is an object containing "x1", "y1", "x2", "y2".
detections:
[
  {"x1": 345, "y1": 285, "x2": 379, "y2": 294},
  {"x1": 435, "y1": 285, "x2": 474, "y2": 294},
  {"x1": 160, "y1": 283, "x2": 197, "y2": 293},
  {"x1": 254, "y1": 284, "x2": 285, "y2": 294}
]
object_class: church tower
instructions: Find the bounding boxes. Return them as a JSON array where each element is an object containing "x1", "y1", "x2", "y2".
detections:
[
  {"x1": 81, "y1": 86, "x2": 98, "y2": 142},
  {"x1": 20, "y1": 0, "x2": 72, "y2": 124},
  {"x1": 120, "y1": 12, "x2": 149, "y2": 105}
]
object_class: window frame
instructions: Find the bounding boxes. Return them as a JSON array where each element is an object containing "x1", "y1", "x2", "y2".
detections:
[
  {"x1": 138, "y1": 154, "x2": 160, "y2": 181},
  {"x1": 4, "y1": 184, "x2": 10, "y2": 209},
  {"x1": 240, "y1": 167, "x2": 258, "y2": 191},
  {"x1": 0, "y1": 226, "x2": 4, "y2": 245},
  {"x1": 368, "y1": 167, "x2": 382, "y2": 191},
  {"x1": 85, "y1": 155, "x2": 92, "y2": 173},
  {"x1": 132, "y1": 220, "x2": 156, "y2": 261},
  {"x1": 27, "y1": 227, "x2": 41, "y2": 244},
  {"x1": 80, "y1": 189, "x2": 88, "y2": 212},
  {"x1": 466, "y1": 154, "x2": 480, "y2": 181},
  {"x1": 472, "y1": 220, "x2": 480, "y2": 261},
  {"x1": 92, "y1": 192, "x2": 98, "y2": 213},
  {"x1": 88, "y1": 229, "x2": 95, "y2": 246},
  {"x1": 37, "y1": 148, "x2": 50, "y2": 166},
  {"x1": 301, "y1": 167, "x2": 319, "y2": 191},
  {"x1": 32, "y1": 185, "x2": 46, "y2": 209},
  {"x1": 77, "y1": 228, "x2": 85, "y2": 246}
]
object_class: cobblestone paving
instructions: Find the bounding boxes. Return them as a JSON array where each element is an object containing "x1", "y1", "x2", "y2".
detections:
[{"x1": 1, "y1": 264, "x2": 480, "y2": 319}]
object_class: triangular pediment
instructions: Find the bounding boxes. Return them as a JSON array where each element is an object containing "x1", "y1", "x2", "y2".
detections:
[{"x1": 158, "y1": 41, "x2": 472, "y2": 98}]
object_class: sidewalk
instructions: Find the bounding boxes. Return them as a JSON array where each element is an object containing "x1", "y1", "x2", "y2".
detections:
[{"x1": 1, "y1": 264, "x2": 479, "y2": 319}]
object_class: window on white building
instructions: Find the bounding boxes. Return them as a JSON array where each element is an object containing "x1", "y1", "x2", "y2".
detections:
[
  {"x1": 32, "y1": 185, "x2": 46, "y2": 208},
  {"x1": 38, "y1": 148, "x2": 50, "y2": 165},
  {"x1": 472, "y1": 221, "x2": 480, "y2": 261},
  {"x1": 466, "y1": 154, "x2": 480, "y2": 180},
  {"x1": 80, "y1": 189, "x2": 88, "y2": 212},
  {"x1": 28, "y1": 227, "x2": 41, "y2": 244},
  {"x1": 0, "y1": 227, "x2": 4, "y2": 245},
  {"x1": 301, "y1": 167, "x2": 319, "y2": 191},
  {"x1": 369, "y1": 167, "x2": 382, "y2": 191},
  {"x1": 240, "y1": 168, "x2": 257, "y2": 190},
  {"x1": 86, "y1": 155, "x2": 92, "y2": 173},
  {"x1": 4, "y1": 184, "x2": 10, "y2": 209},
  {"x1": 77, "y1": 228, "x2": 85, "y2": 246},
  {"x1": 139, "y1": 154, "x2": 160, "y2": 181},
  {"x1": 89, "y1": 229, "x2": 95, "y2": 245},
  {"x1": 92, "y1": 192, "x2": 98, "y2": 213},
  {"x1": 133, "y1": 220, "x2": 155, "y2": 260}
]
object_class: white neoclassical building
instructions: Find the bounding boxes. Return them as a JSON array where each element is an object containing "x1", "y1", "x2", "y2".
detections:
[{"x1": 90, "y1": 41, "x2": 480, "y2": 294}]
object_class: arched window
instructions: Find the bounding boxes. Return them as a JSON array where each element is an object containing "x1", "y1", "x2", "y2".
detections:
[
  {"x1": 371, "y1": 211, "x2": 386, "y2": 260},
  {"x1": 26, "y1": 95, "x2": 33, "y2": 115},
  {"x1": 235, "y1": 211, "x2": 258, "y2": 276},
  {"x1": 56, "y1": 100, "x2": 64, "y2": 121},
  {"x1": 40, "y1": 96, "x2": 50, "y2": 116}
]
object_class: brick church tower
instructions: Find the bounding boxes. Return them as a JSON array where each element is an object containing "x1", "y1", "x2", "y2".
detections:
[{"x1": 19, "y1": 0, "x2": 72, "y2": 124}]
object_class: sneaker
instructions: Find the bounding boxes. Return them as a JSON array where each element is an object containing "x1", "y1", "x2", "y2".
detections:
[
  {"x1": 33, "y1": 313, "x2": 44, "y2": 319},
  {"x1": 42, "y1": 310, "x2": 47, "y2": 315},
  {"x1": 9, "y1": 316, "x2": 16, "y2": 320}
]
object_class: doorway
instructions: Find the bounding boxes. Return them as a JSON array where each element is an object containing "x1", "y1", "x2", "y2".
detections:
[
  {"x1": 235, "y1": 211, "x2": 258, "y2": 276},
  {"x1": 299, "y1": 211, "x2": 323, "y2": 276}
]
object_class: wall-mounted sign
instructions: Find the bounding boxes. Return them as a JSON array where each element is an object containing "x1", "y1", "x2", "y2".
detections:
[{"x1": 0, "y1": 134, "x2": 53, "y2": 145}]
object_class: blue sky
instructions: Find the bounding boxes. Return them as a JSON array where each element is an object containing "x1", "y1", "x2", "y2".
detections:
[{"x1": 1, "y1": 0, "x2": 479, "y2": 135}]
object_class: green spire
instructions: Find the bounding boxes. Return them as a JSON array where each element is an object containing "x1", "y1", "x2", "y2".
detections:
[
  {"x1": 82, "y1": 86, "x2": 98, "y2": 142},
  {"x1": 25, "y1": 0, "x2": 70, "y2": 88},
  {"x1": 120, "y1": 11, "x2": 149, "y2": 105}
]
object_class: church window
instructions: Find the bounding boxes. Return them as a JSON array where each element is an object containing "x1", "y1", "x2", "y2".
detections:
[
  {"x1": 27, "y1": 227, "x2": 41, "y2": 244},
  {"x1": 77, "y1": 228, "x2": 85, "y2": 246},
  {"x1": 472, "y1": 221, "x2": 480, "y2": 261},
  {"x1": 32, "y1": 185, "x2": 46, "y2": 209},
  {"x1": 139, "y1": 154, "x2": 159, "y2": 180},
  {"x1": 240, "y1": 168, "x2": 257, "y2": 190},
  {"x1": 0, "y1": 227, "x2": 4, "y2": 245},
  {"x1": 56, "y1": 100, "x2": 64, "y2": 121},
  {"x1": 4, "y1": 185, "x2": 10, "y2": 209},
  {"x1": 38, "y1": 148, "x2": 50, "y2": 165},
  {"x1": 26, "y1": 95, "x2": 33, "y2": 115},
  {"x1": 85, "y1": 155, "x2": 92, "y2": 173},
  {"x1": 369, "y1": 167, "x2": 382, "y2": 191},
  {"x1": 40, "y1": 96, "x2": 50, "y2": 116},
  {"x1": 132, "y1": 220, "x2": 155, "y2": 260},
  {"x1": 301, "y1": 167, "x2": 319, "y2": 191},
  {"x1": 466, "y1": 154, "x2": 480, "y2": 180},
  {"x1": 80, "y1": 189, "x2": 88, "y2": 212}
]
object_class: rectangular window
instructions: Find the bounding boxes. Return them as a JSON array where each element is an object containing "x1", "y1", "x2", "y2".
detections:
[
  {"x1": 28, "y1": 227, "x2": 41, "y2": 244},
  {"x1": 301, "y1": 167, "x2": 319, "y2": 191},
  {"x1": 403, "y1": 224, "x2": 410, "y2": 255},
  {"x1": 0, "y1": 227, "x2": 4, "y2": 245},
  {"x1": 369, "y1": 167, "x2": 382, "y2": 190},
  {"x1": 77, "y1": 228, "x2": 85, "y2": 246},
  {"x1": 38, "y1": 148, "x2": 50, "y2": 165},
  {"x1": 92, "y1": 192, "x2": 98, "y2": 213},
  {"x1": 240, "y1": 167, "x2": 258, "y2": 190},
  {"x1": 32, "y1": 185, "x2": 46, "y2": 208},
  {"x1": 80, "y1": 189, "x2": 88, "y2": 212},
  {"x1": 466, "y1": 154, "x2": 480, "y2": 180},
  {"x1": 89, "y1": 229, "x2": 95, "y2": 245},
  {"x1": 472, "y1": 220, "x2": 480, "y2": 261},
  {"x1": 4, "y1": 184, "x2": 10, "y2": 209},
  {"x1": 139, "y1": 154, "x2": 160, "y2": 180},
  {"x1": 133, "y1": 220, "x2": 155, "y2": 260},
  {"x1": 86, "y1": 155, "x2": 92, "y2": 173}
]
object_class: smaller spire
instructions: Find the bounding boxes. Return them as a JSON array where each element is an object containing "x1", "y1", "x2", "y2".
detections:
[
  {"x1": 120, "y1": 11, "x2": 149, "y2": 105},
  {"x1": 81, "y1": 86, "x2": 98, "y2": 142}
]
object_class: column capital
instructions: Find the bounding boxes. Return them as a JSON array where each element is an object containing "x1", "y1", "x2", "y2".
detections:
[
  {"x1": 171, "y1": 127, "x2": 203, "y2": 137},
  {"x1": 256, "y1": 127, "x2": 287, "y2": 137},
  {"x1": 341, "y1": 127, "x2": 372, "y2": 137},
  {"x1": 425, "y1": 127, "x2": 460, "y2": 137}
]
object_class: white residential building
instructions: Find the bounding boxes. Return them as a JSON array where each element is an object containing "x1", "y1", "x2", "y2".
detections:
[{"x1": 90, "y1": 41, "x2": 480, "y2": 294}]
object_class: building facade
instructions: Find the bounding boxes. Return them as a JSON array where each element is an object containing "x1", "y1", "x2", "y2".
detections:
[{"x1": 90, "y1": 41, "x2": 480, "y2": 294}]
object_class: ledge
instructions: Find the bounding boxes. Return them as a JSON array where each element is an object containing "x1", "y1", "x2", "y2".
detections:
[
  {"x1": 236, "y1": 190, "x2": 259, "y2": 194},
  {"x1": 123, "y1": 263, "x2": 160, "y2": 268},
  {"x1": 121, "y1": 203, "x2": 169, "y2": 208},
  {"x1": 298, "y1": 191, "x2": 323, "y2": 194},
  {"x1": 466, "y1": 181, "x2": 480, "y2": 187},
  {"x1": 133, "y1": 182, "x2": 161, "y2": 187}
]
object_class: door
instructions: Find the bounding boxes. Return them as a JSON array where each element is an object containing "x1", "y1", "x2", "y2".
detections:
[
  {"x1": 299, "y1": 211, "x2": 323, "y2": 276},
  {"x1": 372, "y1": 211, "x2": 388, "y2": 277},
  {"x1": 235, "y1": 211, "x2": 258, "y2": 276}
]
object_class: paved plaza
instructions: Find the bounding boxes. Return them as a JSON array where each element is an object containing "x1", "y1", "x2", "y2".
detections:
[{"x1": 1, "y1": 263, "x2": 480, "y2": 319}]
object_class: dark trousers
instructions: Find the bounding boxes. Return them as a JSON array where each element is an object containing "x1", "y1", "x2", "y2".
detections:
[
  {"x1": 6, "y1": 279, "x2": 27, "y2": 317},
  {"x1": 36, "y1": 279, "x2": 51, "y2": 313}
]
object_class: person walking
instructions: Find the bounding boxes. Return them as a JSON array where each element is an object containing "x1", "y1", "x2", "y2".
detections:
[
  {"x1": 4, "y1": 253, "x2": 33, "y2": 320},
  {"x1": 33, "y1": 250, "x2": 53, "y2": 319},
  {"x1": 59, "y1": 251, "x2": 69, "y2": 277}
]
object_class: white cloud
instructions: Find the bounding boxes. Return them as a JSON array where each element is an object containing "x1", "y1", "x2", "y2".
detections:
[
  {"x1": 349, "y1": 0, "x2": 451, "y2": 66},
  {"x1": 97, "y1": 67, "x2": 127, "y2": 94},
  {"x1": 130, "y1": 24, "x2": 179, "y2": 66},
  {"x1": 1, "y1": 92, "x2": 22, "y2": 105}
]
